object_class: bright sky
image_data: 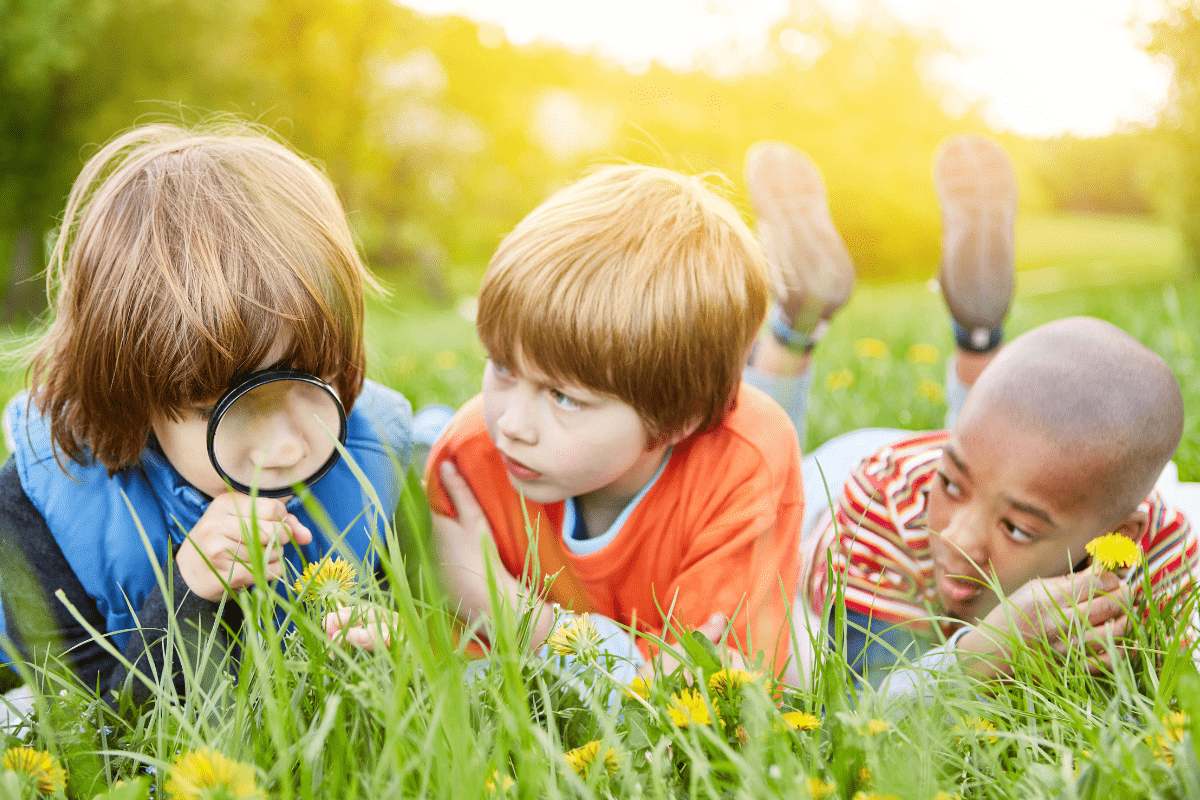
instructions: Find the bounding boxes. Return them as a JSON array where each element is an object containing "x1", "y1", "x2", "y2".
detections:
[{"x1": 397, "y1": 0, "x2": 1175, "y2": 138}]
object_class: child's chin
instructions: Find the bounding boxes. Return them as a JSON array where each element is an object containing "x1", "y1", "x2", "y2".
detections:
[
  {"x1": 940, "y1": 594, "x2": 997, "y2": 627},
  {"x1": 504, "y1": 475, "x2": 567, "y2": 505}
]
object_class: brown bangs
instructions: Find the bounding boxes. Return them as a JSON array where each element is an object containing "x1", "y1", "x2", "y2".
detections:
[
  {"x1": 478, "y1": 164, "x2": 768, "y2": 445},
  {"x1": 28, "y1": 123, "x2": 372, "y2": 472}
]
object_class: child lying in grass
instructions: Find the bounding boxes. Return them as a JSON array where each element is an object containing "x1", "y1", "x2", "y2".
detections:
[
  {"x1": 328, "y1": 164, "x2": 804, "y2": 676},
  {"x1": 0, "y1": 122, "x2": 412, "y2": 699},
  {"x1": 741, "y1": 137, "x2": 1198, "y2": 687}
]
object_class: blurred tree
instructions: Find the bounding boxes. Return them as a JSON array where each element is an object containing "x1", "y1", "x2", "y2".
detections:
[
  {"x1": 1028, "y1": 132, "x2": 1158, "y2": 215},
  {"x1": 0, "y1": 0, "x2": 253, "y2": 322},
  {"x1": 1152, "y1": 0, "x2": 1200, "y2": 271}
]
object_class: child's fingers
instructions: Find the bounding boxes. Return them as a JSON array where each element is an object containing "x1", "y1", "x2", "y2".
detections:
[
  {"x1": 696, "y1": 613, "x2": 727, "y2": 645},
  {"x1": 263, "y1": 548, "x2": 287, "y2": 581},
  {"x1": 223, "y1": 563, "x2": 257, "y2": 592},
  {"x1": 1079, "y1": 589, "x2": 1130, "y2": 627},
  {"x1": 346, "y1": 627, "x2": 382, "y2": 650},
  {"x1": 721, "y1": 647, "x2": 752, "y2": 672},
  {"x1": 220, "y1": 492, "x2": 290, "y2": 523},
  {"x1": 323, "y1": 607, "x2": 355, "y2": 637},
  {"x1": 440, "y1": 461, "x2": 487, "y2": 527},
  {"x1": 253, "y1": 514, "x2": 308, "y2": 547},
  {"x1": 322, "y1": 606, "x2": 391, "y2": 650},
  {"x1": 285, "y1": 514, "x2": 312, "y2": 546},
  {"x1": 1064, "y1": 566, "x2": 1122, "y2": 601}
]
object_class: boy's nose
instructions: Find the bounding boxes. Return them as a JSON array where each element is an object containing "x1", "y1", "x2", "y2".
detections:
[
  {"x1": 938, "y1": 513, "x2": 989, "y2": 571},
  {"x1": 497, "y1": 390, "x2": 538, "y2": 445},
  {"x1": 249, "y1": 415, "x2": 309, "y2": 470}
]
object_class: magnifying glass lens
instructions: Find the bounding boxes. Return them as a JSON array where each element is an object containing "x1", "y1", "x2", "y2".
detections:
[{"x1": 209, "y1": 375, "x2": 345, "y2": 497}]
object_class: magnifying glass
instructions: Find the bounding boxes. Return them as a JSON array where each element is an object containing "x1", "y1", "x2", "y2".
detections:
[{"x1": 206, "y1": 369, "x2": 347, "y2": 498}]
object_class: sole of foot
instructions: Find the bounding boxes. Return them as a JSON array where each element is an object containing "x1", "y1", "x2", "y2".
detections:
[
  {"x1": 933, "y1": 133, "x2": 1018, "y2": 333},
  {"x1": 745, "y1": 140, "x2": 855, "y2": 332}
]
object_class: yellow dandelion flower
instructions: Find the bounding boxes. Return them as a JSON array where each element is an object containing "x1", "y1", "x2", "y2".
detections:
[
  {"x1": 708, "y1": 668, "x2": 761, "y2": 695},
  {"x1": 933, "y1": 793, "x2": 960, "y2": 800},
  {"x1": 917, "y1": 379, "x2": 944, "y2": 404},
  {"x1": 952, "y1": 717, "x2": 998, "y2": 744},
  {"x1": 2, "y1": 748, "x2": 66, "y2": 796},
  {"x1": 485, "y1": 770, "x2": 515, "y2": 794},
  {"x1": 906, "y1": 343, "x2": 939, "y2": 364},
  {"x1": 434, "y1": 350, "x2": 459, "y2": 371},
  {"x1": 857, "y1": 764, "x2": 873, "y2": 786},
  {"x1": 855, "y1": 338, "x2": 889, "y2": 360},
  {"x1": 825, "y1": 369, "x2": 855, "y2": 392},
  {"x1": 806, "y1": 776, "x2": 836, "y2": 799},
  {"x1": 1086, "y1": 533, "x2": 1141, "y2": 572},
  {"x1": 545, "y1": 613, "x2": 601, "y2": 659},
  {"x1": 1073, "y1": 749, "x2": 1091, "y2": 778},
  {"x1": 562, "y1": 741, "x2": 618, "y2": 777},
  {"x1": 863, "y1": 718, "x2": 890, "y2": 736},
  {"x1": 627, "y1": 676, "x2": 652, "y2": 700},
  {"x1": 293, "y1": 558, "x2": 357, "y2": 604},
  {"x1": 165, "y1": 748, "x2": 264, "y2": 800},
  {"x1": 668, "y1": 688, "x2": 715, "y2": 728},
  {"x1": 853, "y1": 793, "x2": 899, "y2": 800},
  {"x1": 778, "y1": 710, "x2": 820, "y2": 731},
  {"x1": 1148, "y1": 711, "x2": 1188, "y2": 764},
  {"x1": 1162, "y1": 710, "x2": 1188, "y2": 738}
]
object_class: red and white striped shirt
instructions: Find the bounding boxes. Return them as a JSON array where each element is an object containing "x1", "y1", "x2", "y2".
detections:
[{"x1": 805, "y1": 431, "x2": 1199, "y2": 632}]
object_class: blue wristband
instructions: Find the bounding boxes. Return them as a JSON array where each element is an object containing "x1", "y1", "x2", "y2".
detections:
[{"x1": 768, "y1": 305, "x2": 826, "y2": 354}]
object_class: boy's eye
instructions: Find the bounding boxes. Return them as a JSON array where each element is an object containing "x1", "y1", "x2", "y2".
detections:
[
  {"x1": 550, "y1": 389, "x2": 583, "y2": 410},
  {"x1": 195, "y1": 406, "x2": 216, "y2": 421},
  {"x1": 1003, "y1": 521, "x2": 1034, "y2": 544},
  {"x1": 490, "y1": 360, "x2": 512, "y2": 378},
  {"x1": 937, "y1": 471, "x2": 963, "y2": 500}
]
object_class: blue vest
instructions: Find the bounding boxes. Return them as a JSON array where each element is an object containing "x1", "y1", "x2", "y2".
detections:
[{"x1": 3, "y1": 380, "x2": 412, "y2": 652}]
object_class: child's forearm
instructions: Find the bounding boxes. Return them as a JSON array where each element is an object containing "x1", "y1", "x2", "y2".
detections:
[{"x1": 431, "y1": 512, "x2": 555, "y2": 646}]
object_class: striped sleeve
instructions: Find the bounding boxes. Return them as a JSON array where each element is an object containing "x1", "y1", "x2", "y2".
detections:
[
  {"x1": 808, "y1": 432, "x2": 947, "y2": 626},
  {"x1": 1131, "y1": 491, "x2": 1199, "y2": 599}
]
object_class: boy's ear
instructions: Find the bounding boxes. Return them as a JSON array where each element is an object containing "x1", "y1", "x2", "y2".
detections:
[
  {"x1": 1110, "y1": 507, "x2": 1150, "y2": 544},
  {"x1": 662, "y1": 421, "x2": 703, "y2": 448}
]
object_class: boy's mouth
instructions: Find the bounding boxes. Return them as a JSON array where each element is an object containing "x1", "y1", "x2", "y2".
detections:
[
  {"x1": 936, "y1": 568, "x2": 983, "y2": 605},
  {"x1": 500, "y1": 453, "x2": 542, "y2": 481}
]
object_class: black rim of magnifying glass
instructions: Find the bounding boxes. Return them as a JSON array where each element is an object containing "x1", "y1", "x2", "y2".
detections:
[{"x1": 206, "y1": 369, "x2": 348, "y2": 498}]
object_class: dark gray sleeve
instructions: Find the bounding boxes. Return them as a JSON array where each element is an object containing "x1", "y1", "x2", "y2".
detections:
[
  {"x1": 0, "y1": 457, "x2": 242, "y2": 703},
  {"x1": 0, "y1": 456, "x2": 115, "y2": 689}
]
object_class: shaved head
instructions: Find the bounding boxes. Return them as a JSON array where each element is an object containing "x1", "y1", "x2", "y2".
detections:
[{"x1": 956, "y1": 317, "x2": 1183, "y2": 526}]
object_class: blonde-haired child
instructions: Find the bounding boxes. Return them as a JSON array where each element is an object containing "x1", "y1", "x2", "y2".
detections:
[
  {"x1": 331, "y1": 164, "x2": 804, "y2": 676},
  {"x1": 0, "y1": 122, "x2": 411, "y2": 696}
]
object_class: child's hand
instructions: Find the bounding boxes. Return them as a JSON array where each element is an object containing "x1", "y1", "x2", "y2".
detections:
[
  {"x1": 323, "y1": 605, "x2": 398, "y2": 651},
  {"x1": 177, "y1": 492, "x2": 313, "y2": 601},
  {"x1": 955, "y1": 564, "x2": 1131, "y2": 680},
  {"x1": 434, "y1": 461, "x2": 557, "y2": 645}
]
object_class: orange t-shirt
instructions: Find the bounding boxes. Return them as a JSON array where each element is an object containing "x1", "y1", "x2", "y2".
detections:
[{"x1": 425, "y1": 384, "x2": 804, "y2": 674}]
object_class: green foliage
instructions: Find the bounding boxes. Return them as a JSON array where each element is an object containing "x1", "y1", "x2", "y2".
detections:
[
  {"x1": 0, "y1": 0, "x2": 257, "y2": 319},
  {"x1": 1024, "y1": 132, "x2": 1162, "y2": 215},
  {"x1": 1152, "y1": 2, "x2": 1200, "y2": 272}
]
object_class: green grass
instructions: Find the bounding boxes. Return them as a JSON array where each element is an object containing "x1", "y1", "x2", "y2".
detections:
[
  {"x1": 4, "y1": 463, "x2": 1199, "y2": 800},
  {"x1": 1014, "y1": 212, "x2": 1185, "y2": 292}
]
